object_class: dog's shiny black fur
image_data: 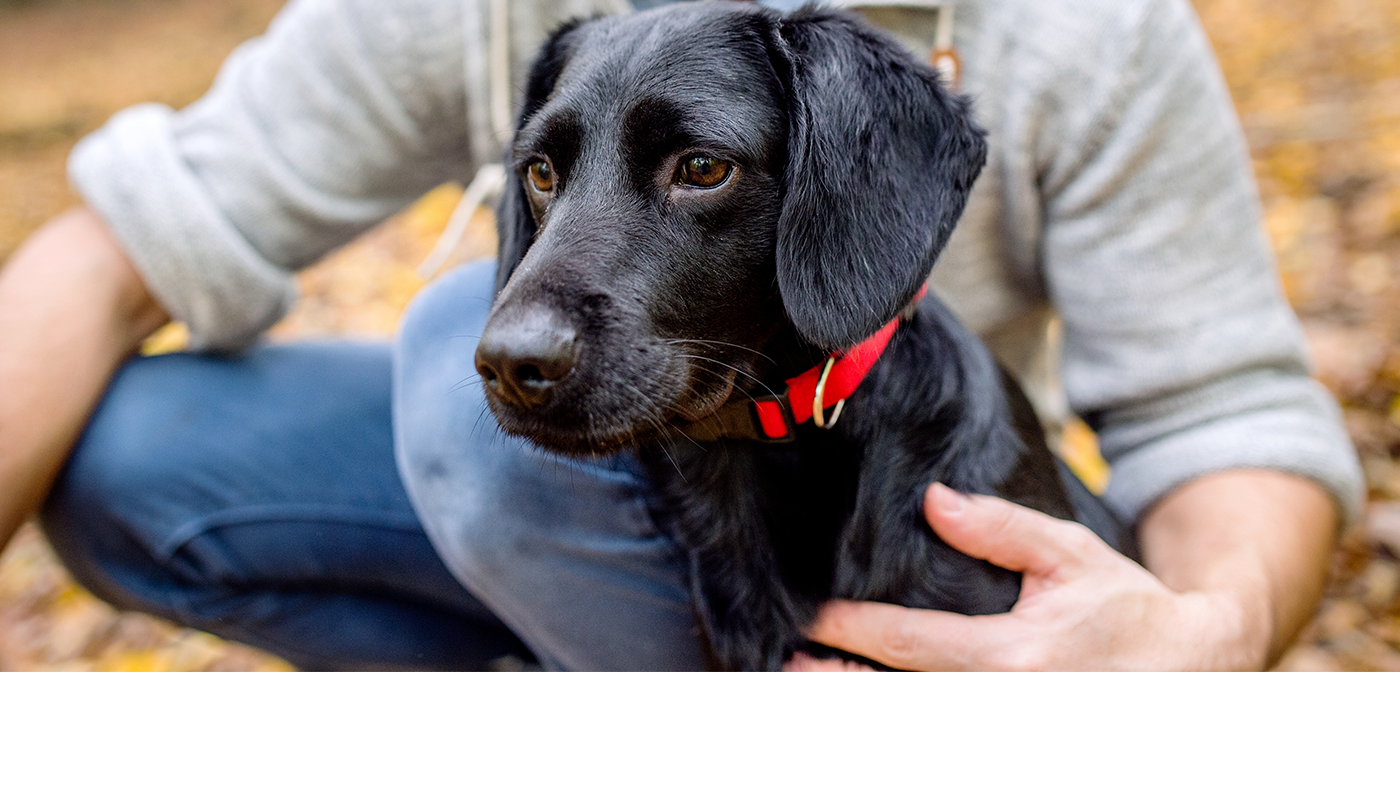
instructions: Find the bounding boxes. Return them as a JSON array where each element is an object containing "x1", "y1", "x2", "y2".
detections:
[{"x1": 477, "y1": 1, "x2": 1135, "y2": 670}]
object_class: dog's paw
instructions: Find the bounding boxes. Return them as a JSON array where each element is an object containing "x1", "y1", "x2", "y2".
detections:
[{"x1": 702, "y1": 614, "x2": 809, "y2": 672}]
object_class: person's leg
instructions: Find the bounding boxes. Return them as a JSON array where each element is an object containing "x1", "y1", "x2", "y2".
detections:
[
  {"x1": 42, "y1": 341, "x2": 531, "y2": 670},
  {"x1": 44, "y1": 258, "x2": 706, "y2": 671},
  {"x1": 395, "y1": 260, "x2": 707, "y2": 671}
]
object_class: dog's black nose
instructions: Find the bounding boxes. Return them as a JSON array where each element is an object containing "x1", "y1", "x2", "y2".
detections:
[{"x1": 476, "y1": 306, "x2": 578, "y2": 407}]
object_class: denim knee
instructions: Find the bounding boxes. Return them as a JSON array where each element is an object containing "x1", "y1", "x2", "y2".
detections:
[
  {"x1": 41, "y1": 360, "x2": 206, "y2": 620},
  {"x1": 436, "y1": 452, "x2": 664, "y2": 580},
  {"x1": 42, "y1": 343, "x2": 412, "y2": 623}
]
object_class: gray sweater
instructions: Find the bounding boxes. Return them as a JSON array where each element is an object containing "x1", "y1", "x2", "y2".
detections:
[{"x1": 68, "y1": 0, "x2": 1364, "y2": 526}]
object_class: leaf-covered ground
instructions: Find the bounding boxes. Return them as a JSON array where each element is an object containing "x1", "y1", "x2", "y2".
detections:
[{"x1": 0, "y1": 0, "x2": 1397, "y2": 670}]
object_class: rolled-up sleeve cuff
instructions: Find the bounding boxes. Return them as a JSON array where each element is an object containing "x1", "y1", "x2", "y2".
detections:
[
  {"x1": 1102, "y1": 384, "x2": 1365, "y2": 531},
  {"x1": 69, "y1": 104, "x2": 297, "y2": 352}
]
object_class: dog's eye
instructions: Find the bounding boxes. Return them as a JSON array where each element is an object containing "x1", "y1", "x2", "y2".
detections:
[
  {"x1": 526, "y1": 160, "x2": 554, "y2": 193},
  {"x1": 678, "y1": 156, "x2": 732, "y2": 188}
]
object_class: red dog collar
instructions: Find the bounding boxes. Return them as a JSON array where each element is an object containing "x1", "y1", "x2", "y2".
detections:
[{"x1": 681, "y1": 286, "x2": 927, "y2": 443}]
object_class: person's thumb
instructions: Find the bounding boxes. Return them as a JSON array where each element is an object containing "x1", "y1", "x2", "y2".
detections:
[{"x1": 923, "y1": 482, "x2": 1094, "y2": 578}]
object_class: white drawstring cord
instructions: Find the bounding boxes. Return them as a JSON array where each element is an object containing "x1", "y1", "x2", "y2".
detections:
[
  {"x1": 931, "y1": 4, "x2": 959, "y2": 88},
  {"x1": 416, "y1": 163, "x2": 507, "y2": 280},
  {"x1": 420, "y1": 0, "x2": 514, "y2": 280}
]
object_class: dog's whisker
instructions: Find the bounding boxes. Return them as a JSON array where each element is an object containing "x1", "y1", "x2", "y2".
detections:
[
  {"x1": 663, "y1": 338, "x2": 776, "y2": 365},
  {"x1": 620, "y1": 384, "x2": 679, "y2": 432},
  {"x1": 667, "y1": 424, "x2": 702, "y2": 450},
  {"x1": 670, "y1": 352, "x2": 765, "y2": 385},
  {"x1": 672, "y1": 354, "x2": 780, "y2": 399},
  {"x1": 470, "y1": 404, "x2": 495, "y2": 439},
  {"x1": 679, "y1": 361, "x2": 773, "y2": 403},
  {"x1": 657, "y1": 413, "x2": 703, "y2": 450},
  {"x1": 656, "y1": 360, "x2": 755, "y2": 406},
  {"x1": 656, "y1": 439, "x2": 688, "y2": 483},
  {"x1": 448, "y1": 375, "x2": 485, "y2": 394},
  {"x1": 612, "y1": 383, "x2": 706, "y2": 452}
]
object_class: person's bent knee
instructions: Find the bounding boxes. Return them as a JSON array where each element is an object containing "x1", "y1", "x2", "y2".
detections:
[{"x1": 40, "y1": 354, "x2": 237, "y2": 622}]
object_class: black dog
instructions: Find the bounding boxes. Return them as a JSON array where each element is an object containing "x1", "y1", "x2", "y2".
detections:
[{"x1": 474, "y1": 1, "x2": 1134, "y2": 670}]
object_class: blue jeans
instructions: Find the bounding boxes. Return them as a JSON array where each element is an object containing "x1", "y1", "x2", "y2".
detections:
[{"x1": 41, "y1": 260, "x2": 706, "y2": 670}]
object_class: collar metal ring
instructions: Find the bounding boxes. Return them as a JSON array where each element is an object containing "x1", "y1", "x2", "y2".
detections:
[{"x1": 812, "y1": 356, "x2": 845, "y2": 429}]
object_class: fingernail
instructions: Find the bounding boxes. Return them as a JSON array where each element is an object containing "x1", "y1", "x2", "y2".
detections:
[{"x1": 930, "y1": 482, "x2": 965, "y2": 516}]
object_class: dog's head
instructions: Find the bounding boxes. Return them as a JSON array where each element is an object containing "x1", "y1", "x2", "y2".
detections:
[{"x1": 476, "y1": 1, "x2": 986, "y2": 455}]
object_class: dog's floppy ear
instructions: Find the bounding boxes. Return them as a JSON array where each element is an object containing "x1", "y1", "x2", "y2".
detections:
[
  {"x1": 495, "y1": 20, "x2": 582, "y2": 297},
  {"x1": 772, "y1": 11, "x2": 987, "y2": 350}
]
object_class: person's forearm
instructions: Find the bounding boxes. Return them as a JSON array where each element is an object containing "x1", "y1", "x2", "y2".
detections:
[
  {"x1": 0, "y1": 207, "x2": 169, "y2": 548},
  {"x1": 1137, "y1": 469, "x2": 1338, "y2": 669}
]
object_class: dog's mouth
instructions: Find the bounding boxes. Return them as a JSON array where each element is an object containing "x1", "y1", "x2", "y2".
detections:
[
  {"x1": 481, "y1": 338, "x2": 757, "y2": 455},
  {"x1": 671, "y1": 359, "x2": 739, "y2": 422},
  {"x1": 484, "y1": 389, "x2": 668, "y2": 457}
]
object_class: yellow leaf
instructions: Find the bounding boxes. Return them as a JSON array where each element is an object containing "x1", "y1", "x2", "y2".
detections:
[
  {"x1": 141, "y1": 322, "x2": 190, "y2": 356},
  {"x1": 1056, "y1": 417, "x2": 1111, "y2": 495}
]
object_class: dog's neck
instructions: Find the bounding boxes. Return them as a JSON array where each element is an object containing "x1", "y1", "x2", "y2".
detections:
[{"x1": 675, "y1": 287, "x2": 927, "y2": 443}]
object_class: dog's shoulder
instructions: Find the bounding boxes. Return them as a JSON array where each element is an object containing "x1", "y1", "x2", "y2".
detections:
[
  {"x1": 857, "y1": 299, "x2": 1022, "y2": 486},
  {"x1": 853, "y1": 296, "x2": 1079, "y2": 520}
]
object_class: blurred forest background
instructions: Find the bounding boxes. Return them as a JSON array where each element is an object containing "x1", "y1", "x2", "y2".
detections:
[{"x1": 0, "y1": 0, "x2": 1397, "y2": 670}]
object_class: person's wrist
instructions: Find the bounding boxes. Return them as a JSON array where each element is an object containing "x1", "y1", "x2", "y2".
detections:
[{"x1": 1177, "y1": 588, "x2": 1272, "y2": 671}]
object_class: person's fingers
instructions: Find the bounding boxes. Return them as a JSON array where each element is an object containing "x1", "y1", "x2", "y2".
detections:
[
  {"x1": 782, "y1": 651, "x2": 876, "y2": 672},
  {"x1": 924, "y1": 482, "x2": 1096, "y2": 578},
  {"x1": 799, "y1": 488, "x2": 1124, "y2": 671},
  {"x1": 805, "y1": 599, "x2": 1015, "y2": 672}
]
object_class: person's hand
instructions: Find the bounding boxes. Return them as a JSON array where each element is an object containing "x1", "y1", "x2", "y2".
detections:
[{"x1": 786, "y1": 482, "x2": 1266, "y2": 671}]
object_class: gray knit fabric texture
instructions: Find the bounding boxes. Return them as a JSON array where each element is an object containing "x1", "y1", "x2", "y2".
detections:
[{"x1": 68, "y1": 0, "x2": 1364, "y2": 526}]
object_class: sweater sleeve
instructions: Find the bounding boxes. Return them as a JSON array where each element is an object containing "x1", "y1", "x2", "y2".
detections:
[
  {"x1": 68, "y1": 0, "x2": 475, "y2": 350},
  {"x1": 1034, "y1": 0, "x2": 1364, "y2": 526}
]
